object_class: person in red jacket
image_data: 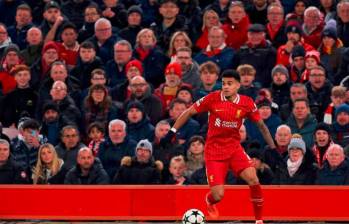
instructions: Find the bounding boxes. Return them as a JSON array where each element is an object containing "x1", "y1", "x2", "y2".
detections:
[{"x1": 302, "y1": 6, "x2": 325, "y2": 49}]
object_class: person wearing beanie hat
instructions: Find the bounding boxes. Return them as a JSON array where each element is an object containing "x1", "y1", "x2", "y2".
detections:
[
  {"x1": 322, "y1": 19, "x2": 337, "y2": 40},
  {"x1": 119, "y1": 5, "x2": 143, "y2": 47},
  {"x1": 312, "y1": 122, "x2": 333, "y2": 168},
  {"x1": 271, "y1": 64, "x2": 289, "y2": 89},
  {"x1": 176, "y1": 85, "x2": 194, "y2": 107},
  {"x1": 125, "y1": 59, "x2": 143, "y2": 80},
  {"x1": 127, "y1": 5, "x2": 143, "y2": 16},
  {"x1": 165, "y1": 62, "x2": 182, "y2": 78},
  {"x1": 288, "y1": 45, "x2": 306, "y2": 83},
  {"x1": 113, "y1": 138, "x2": 162, "y2": 184},
  {"x1": 126, "y1": 101, "x2": 155, "y2": 142},
  {"x1": 271, "y1": 64, "x2": 290, "y2": 106}
]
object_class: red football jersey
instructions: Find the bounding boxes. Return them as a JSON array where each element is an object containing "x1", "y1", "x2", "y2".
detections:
[{"x1": 193, "y1": 91, "x2": 261, "y2": 160}]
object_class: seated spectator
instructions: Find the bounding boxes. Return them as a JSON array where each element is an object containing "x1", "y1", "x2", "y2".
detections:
[
  {"x1": 119, "y1": 5, "x2": 143, "y2": 48},
  {"x1": 237, "y1": 64, "x2": 259, "y2": 100},
  {"x1": 176, "y1": 85, "x2": 194, "y2": 108},
  {"x1": 168, "y1": 31, "x2": 192, "y2": 62},
  {"x1": 222, "y1": 1, "x2": 250, "y2": 50},
  {"x1": 288, "y1": 45, "x2": 306, "y2": 83},
  {"x1": 300, "y1": 50, "x2": 321, "y2": 82},
  {"x1": 60, "y1": 0, "x2": 92, "y2": 30},
  {"x1": 312, "y1": 122, "x2": 334, "y2": 168},
  {"x1": 316, "y1": 144, "x2": 349, "y2": 185},
  {"x1": 0, "y1": 44, "x2": 24, "y2": 95},
  {"x1": 127, "y1": 76, "x2": 163, "y2": 125},
  {"x1": 0, "y1": 139, "x2": 29, "y2": 184},
  {"x1": 319, "y1": 0, "x2": 337, "y2": 22},
  {"x1": 64, "y1": 147, "x2": 110, "y2": 184},
  {"x1": 195, "y1": 9, "x2": 221, "y2": 51},
  {"x1": 177, "y1": 0, "x2": 202, "y2": 41},
  {"x1": 286, "y1": 98, "x2": 317, "y2": 148},
  {"x1": 166, "y1": 155, "x2": 189, "y2": 185},
  {"x1": 324, "y1": 86, "x2": 347, "y2": 124},
  {"x1": 55, "y1": 125, "x2": 86, "y2": 170},
  {"x1": 175, "y1": 47, "x2": 201, "y2": 89},
  {"x1": 302, "y1": 7, "x2": 325, "y2": 49},
  {"x1": 113, "y1": 139, "x2": 162, "y2": 184},
  {"x1": 133, "y1": 28, "x2": 170, "y2": 88},
  {"x1": 279, "y1": 83, "x2": 307, "y2": 122},
  {"x1": 0, "y1": 23, "x2": 12, "y2": 58},
  {"x1": 101, "y1": 0, "x2": 128, "y2": 29},
  {"x1": 205, "y1": 0, "x2": 230, "y2": 24},
  {"x1": 20, "y1": 27, "x2": 43, "y2": 66},
  {"x1": 194, "y1": 26, "x2": 235, "y2": 74},
  {"x1": 270, "y1": 64, "x2": 291, "y2": 108},
  {"x1": 337, "y1": 0, "x2": 349, "y2": 47},
  {"x1": 193, "y1": 61, "x2": 221, "y2": 101},
  {"x1": 265, "y1": 3, "x2": 287, "y2": 48},
  {"x1": 285, "y1": 0, "x2": 307, "y2": 24},
  {"x1": 185, "y1": 135, "x2": 205, "y2": 178},
  {"x1": 11, "y1": 118, "x2": 43, "y2": 177},
  {"x1": 125, "y1": 101, "x2": 155, "y2": 142},
  {"x1": 87, "y1": 122, "x2": 105, "y2": 157},
  {"x1": 80, "y1": 68, "x2": 109, "y2": 104},
  {"x1": 98, "y1": 119, "x2": 136, "y2": 178},
  {"x1": 78, "y1": 3, "x2": 101, "y2": 43},
  {"x1": 70, "y1": 40, "x2": 104, "y2": 89},
  {"x1": 82, "y1": 84, "x2": 121, "y2": 132},
  {"x1": 0, "y1": 65, "x2": 38, "y2": 127},
  {"x1": 32, "y1": 143, "x2": 67, "y2": 184},
  {"x1": 331, "y1": 103, "x2": 349, "y2": 149},
  {"x1": 272, "y1": 134, "x2": 317, "y2": 185}
]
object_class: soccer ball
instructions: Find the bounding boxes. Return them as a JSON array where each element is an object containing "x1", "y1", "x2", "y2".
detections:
[{"x1": 182, "y1": 208, "x2": 205, "y2": 224}]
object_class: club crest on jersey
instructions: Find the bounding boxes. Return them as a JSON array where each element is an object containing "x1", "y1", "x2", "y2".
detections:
[{"x1": 236, "y1": 109, "x2": 241, "y2": 118}]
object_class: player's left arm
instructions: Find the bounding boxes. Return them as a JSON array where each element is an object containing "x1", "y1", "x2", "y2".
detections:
[{"x1": 255, "y1": 120, "x2": 276, "y2": 149}]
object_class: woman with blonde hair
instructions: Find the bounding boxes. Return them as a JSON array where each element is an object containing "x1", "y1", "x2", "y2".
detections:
[
  {"x1": 32, "y1": 143, "x2": 66, "y2": 184},
  {"x1": 195, "y1": 9, "x2": 221, "y2": 50},
  {"x1": 168, "y1": 31, "x2": 192, "y2": 61}
]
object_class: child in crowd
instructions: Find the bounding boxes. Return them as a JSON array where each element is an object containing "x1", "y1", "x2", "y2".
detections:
[
  {"x1": 185, "y1": 135, "x2": 205, "y2": 178},
  {"x1": 324, "y1": 86, "x2": 347, "y2": 124},
  {"x1": 167, "y1": 155, "x2": 189, "y2": 185},
  {"x1": 300, "y1": 50, "x2": 321, "y2": 82},
  {"x1": 237, "y1": 64, "x2": 260, "y2": 100},
  {"x1": 87, "y1": 122, "x2": 105, "y2": 156}
]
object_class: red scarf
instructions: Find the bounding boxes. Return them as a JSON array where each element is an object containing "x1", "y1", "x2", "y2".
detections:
[
  {"x1": 267, "y1": 20, "x2": 284, "y2": 41},
  {"x1": 312, "y1": 142, "x2": 333, "y2": 168},
  {"x1": 136, "y1": 47, "x2": 151, "y2": 61},
  {"x1": 300, "y1": 69, "x2": 311, "y2": 83}
]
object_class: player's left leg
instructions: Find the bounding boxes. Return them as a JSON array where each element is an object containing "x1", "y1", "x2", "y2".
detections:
[{"x1": 240, "y1": 167, "x2": 264, "y2": 224}]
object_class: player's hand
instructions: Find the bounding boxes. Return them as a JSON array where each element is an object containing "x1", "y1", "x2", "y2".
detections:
[{"x1": 160, "y1": 129, "x2": 176, "y2": 147}]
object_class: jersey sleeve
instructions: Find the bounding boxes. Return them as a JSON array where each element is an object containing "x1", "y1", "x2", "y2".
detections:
[
  {"x1": 246, "y1": 97, "x2": 261, "y2": 123},
  {"x1": 193, "y1": 93, "x2": 213, "y2": 113}
]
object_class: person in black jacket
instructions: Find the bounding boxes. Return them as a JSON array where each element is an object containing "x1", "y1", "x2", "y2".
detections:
[
  {"x1": 0, "y1": 139, "x2": 29, "y2": 184},
  {"x1": 119, "y1": 5, "x2": 143, "y2": 48},
  {"x1": 113, "y1": 139, "x2": 162, "y2": 184},
  {"x1": 64, "y1": 147, "x2": 110, "y2": 184}
]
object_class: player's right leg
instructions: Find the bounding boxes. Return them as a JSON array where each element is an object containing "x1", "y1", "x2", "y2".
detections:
[{"x1": 205, "y1": 185, "x2": 224, "y2": 218}]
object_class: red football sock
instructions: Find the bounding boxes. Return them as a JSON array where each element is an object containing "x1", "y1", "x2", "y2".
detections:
[
  {"x1": 206, "y1": 192, "x2": 219, "y2": 205},
  {"x1": 249, "y1": 184, "x2": 263, "y2": 221}
]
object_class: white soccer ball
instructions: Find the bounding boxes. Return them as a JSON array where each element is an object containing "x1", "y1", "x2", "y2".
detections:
[{"x1": 182, "y1": 208, "x2": 205, "y2": 224}]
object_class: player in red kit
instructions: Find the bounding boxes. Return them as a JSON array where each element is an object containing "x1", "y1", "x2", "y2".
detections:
[{"x1": 164, "y1": 70, "x2": 276, "y2": 224}]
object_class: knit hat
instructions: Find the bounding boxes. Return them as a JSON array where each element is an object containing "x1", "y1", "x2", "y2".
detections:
[
  {"x1": 255, "y1": 96, "x2": 272, "y2": 108},
  {"x1": 335, "y1": 103, "x2": 349, "y2": 117},
  {"x1": 322, "y1": 19, "x2": 337, "y2": 40},
  {"x1": 125, "y1": 59, "x2": 143, "y2": 75},
  {"x1": 248, "y1": 24, "x2": 265, "y2": 33},
  {"x1": 42, "y1": 101, "x2": 59, "y2": 113},
  {"x1": 44, "y1": 1, "x2": 60, "y2": 11},
  {"x1": 288, "y1": 137, "x2": 306, "y2": 154},
  {"x1": 285, "y1": 20, "x2": 302, "y2": 36},
  {"x1": 315, "y1": 122, "x2": 331, "y2": 135},
  {"x1": 165, "y1": 62, "x2": 182, "y2": 78},
  {"x1": 176, "y1": 85, "x2": 193, "y2": 98},
  {"x1": 42, "y1": 41, "x2": 59, "y2": 54},
  {"x1": 126, "y1": 101, "x2": 145, "y2": 114},
  {"x1": 291, "y1": 45, "x2": 306, "y2": 59},
  {"x1": 305, "y1": 50, "x2": 320, "y2": 64},
  {"x1": 127, "y1": 5, "x2": 143, "y2": 16},
  {"x1": 136, "y1": 139, "x2": 153, "y2": 154},
  {"x1": 4, "y1": 44, "x2": 20, "y2": 56},
  {"x1": 271, "y1": 64, "x2": 289, "y2": 79}
]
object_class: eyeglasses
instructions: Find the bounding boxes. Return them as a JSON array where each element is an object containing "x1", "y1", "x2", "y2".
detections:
[
  {"x1": 63, "y1": 134, "x2": 78, "y2": 138},
  {"x1": 114, "y1": 50, "x2": 130, "y2": 53},
  {"x1": 310, "y1": 73, "x2": 325, "y2": 77},
  {"x1": 52, "y1": 87, "x2": 67, "y2": 91},
  {"x1": 96, "y1": 27, "x2": 111, "y2": 32},
  {"x1": 130, "y1": 83, "x2": 147, "y2": 88}
]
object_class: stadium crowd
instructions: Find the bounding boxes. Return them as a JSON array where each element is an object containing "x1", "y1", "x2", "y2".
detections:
[{"x1": 1, "y1": 0, "x2": 349, "y2": 185}]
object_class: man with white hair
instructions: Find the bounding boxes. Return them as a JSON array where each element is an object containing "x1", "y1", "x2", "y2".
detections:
[
  {"x1": 302, "y1": 6, "x2": 324, "y2": 49},
  {"x1": 97, "y1": 119, "x2": 137, "y2": 178},
  {"x1": 64, "y1": 147, "x2": 110, "y2": 184},
  {"x1": 337, "y1": 0, "x2": 349, "y2": 47}
]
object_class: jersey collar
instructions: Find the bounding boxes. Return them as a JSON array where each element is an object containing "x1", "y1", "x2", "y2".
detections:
[{"x1": 220, "y1": 91, "x2": 240, "y2": 104}]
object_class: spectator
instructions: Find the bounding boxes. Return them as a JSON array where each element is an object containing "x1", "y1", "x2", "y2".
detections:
[
  {"x1": 237, "y1": 64, "x2": 259, "y2": 100},
  {"x1": 185, "y1": 135, "x2": 205, "y2": 178},
  {"x1": 87, "y1": 122, "x2": 105, "y2": 156},
  {"x1": 288, "y1": 45, "x2": 306, "y2": 83},
  {"x1": 127, "y1": 76, "x2": 163, "y2": 125},
  {"x1": 139, "y1": 0, "x2": 160, "y2": 27},
  {"x1": 133, "y1": 28, "x2": 170, "y2": 88},
  {"x1": 32, "y1": 143, "x2": 67, "y2": 184},
  {"x1": 168, "y1": 31, "x2": 192, "y2": 62},
  {"x1": 20, "y1": 27, "x2": 43, "y2": 66},
  {"x1": 266, "y1": 3, "x2": 287, "y2": 48},
  {"x1": 193, "y1": 61, "x2": 221, "y2": 101},
  {"x1": 177, "y1": 0, "x2": 202, "y2": 42},
  {"x1": 101, "y1": 0, "x2": 128, "y2": 29},
  {"x1": 331, "y1": 103, "x2": 349, "y2": 149},
  {"x1": 286, "y1": 0, "x2": 308, "y2": 24},
  {"x1": 0, "y1": 139, "x2": 29, "y2": 184},
  {"x1": 11, "y1": 118, "x2": 42, "y2": 177},
  {"x1": 235, "y1": 23, "x2": 277, "y2": 88},
  {"x1": 302, "y1": 6, "x2": 325, "y2": 49},
  {"x1": 56, "y1": 125, "x2": 85, "y2": 170},
  {"x1": 64, "y1": 147, "x2": 110, "y2": 184},
  {"x1": 319, "y1": 0, "x2": 337, "y2": 22},
  {"x1": 316, "y1": 144, "x2": 349, "y2": 185},
  {"x1": 0, "y1": 23, "x2": 11, "y2": 58},
  {"x1": 272, "y1": 135, "x2": 317, "y2": 185},
  {"x1": 300, "y1": 50, "x2": 321, "y2": 82},
  {"x1": 97, "y1": 119, "x2": 136, "y2": 178},
  {"x1": 113, "y1": 139, "x2": 162, "y2": 184},
  {"x1": 175, "y1": 85, "x2": 194, "y2": 108},
  {"x1": 246, "y1": 0, "x2": 268, "y2": 25},
  {"x1": 195, "y1": 9, "x2": 221, "y2": 51},
  {"x1": 80, "y1": 68, "x2": 109, "y2": 103},
  {"x1": 119, "y1": 5, "x2": 143, "y2": 48},
  {"x1": 125, "y1": 101, "x2": 155, "y2": 142},
  {"x1": 270, "y1": 64, "x2": 291, "y2": 108},
  {"x1": 78, "y1": 3, "x2": 101, "y2": 42},
  {"x1": 0, "y1": 65, "x2": 38, "y2": 127},
  {"x1": 7, "y1": 4, "x2": 33, "y2": 50},
  {"x1": 175, "y1": 47, "x2": 201, "y2": 89},
  {"x1": 194, "y1": 26, "x2": 235, "y2": 74},
  {"x1": 205, "y1": 0, "x2": 230, "y2": 24},
  {"x1": 70, "y1": 41, "x2": 104, "y2": 90},
  {"x1": 222, "y1": 1, "x2": 250, "y2": 50},
  {"x1": 337, "y1": 0, "x2": 349, "y2": 47},
  {"x1": 166, "y1": 155, "x2": 189, "y2": 185},
  {"x1": 324, "y1": 86, "x2": 347, "y2": 124},
  {"x1": 150, "y1": 0, "x2": 188, "y2": 51},
  {"x1": 61, "y1": 0, "x2": 92, "y2": 30},
  {"x1": 286, "y1": 98, "x2": 317, "y2": 148},
  {"x1": 105, "y1": 40, "x2": 133, "y2": 87},
  {"x1": 312, "y1": 122, "x2": 334, "y2": 168}
]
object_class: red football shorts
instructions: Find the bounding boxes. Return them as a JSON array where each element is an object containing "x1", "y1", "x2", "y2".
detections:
[{"x1": 206, "y1": 146, "x2": 252, "y2": 187}]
